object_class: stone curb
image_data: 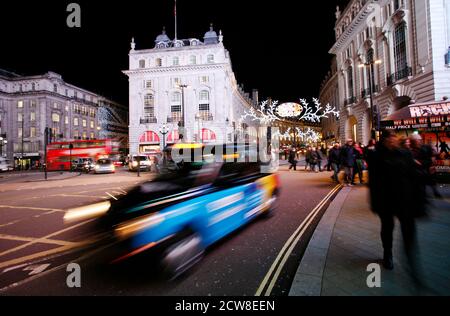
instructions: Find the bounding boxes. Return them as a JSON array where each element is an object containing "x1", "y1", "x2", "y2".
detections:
[{"x1": 288, "y1": 187, "x2": 352, "y2": 296}]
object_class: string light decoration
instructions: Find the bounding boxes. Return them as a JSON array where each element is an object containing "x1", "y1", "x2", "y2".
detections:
[
  {"x1": 298, "y1": 98, "x2": 340, "y2": 123},
  {"x1": 241, "y1": 100, "x2": 280, "y2": 125},
  {"x1": 297, "y1": 127, "x2": 322, "y2": 143}
]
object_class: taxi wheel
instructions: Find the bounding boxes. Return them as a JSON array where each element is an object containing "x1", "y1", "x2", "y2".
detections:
[
  {"x1": 263, "y1": 192, "x2": 279, "y2": 218},
  {"x1": 160, "y1": 233, "x2": 204, "y2": 280}
]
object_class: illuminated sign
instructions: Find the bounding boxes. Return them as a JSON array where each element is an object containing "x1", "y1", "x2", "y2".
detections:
[
  {"x1": 277, "y1": 103, "x2": 303, "y2": 118},
  {"x1": 409, "y1": 102, "x2": 450, "y2": 118}
]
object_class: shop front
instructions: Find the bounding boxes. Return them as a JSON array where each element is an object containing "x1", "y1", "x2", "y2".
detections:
[
  {"x1": 380, "y1": 100, "x2": 450, "y2": 177},
  {"x1": 13, "y1": 153, "x2": 41, "y2": 170}
]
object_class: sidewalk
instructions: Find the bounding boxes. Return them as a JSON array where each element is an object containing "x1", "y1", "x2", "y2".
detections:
[
  {"x1": 289, "y1": 183, "x2": 450, "y2": 296},
  {"x1": 0, "y1": 171, "x2": 80, "y2": 183}
]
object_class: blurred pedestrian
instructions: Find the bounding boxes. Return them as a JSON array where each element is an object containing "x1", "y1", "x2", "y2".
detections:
[
  {"x1": 309, "y1": 148, "x2": 319, "y2": 173},
  {"x1": 352, "y1": 143, "x2": 364, "y2": 184},
  {"x1": 288, "y1": 147, "x2": 298, "y2": 171},
  {"x1": 316, "y1": 146, "x2": 325, "y2": 172},
  {"x1": 340, "y1": 139, "x2": 356, "y2": 186},
  {"x1": 369, "y1": 130, "x2": 425, "y2": 271},
  {"x1": 305, "y1": 147, "x2": 312, "y2": 171},
  {"x1": 328, "y1": 143, "x2": 341, "y2": 183}
]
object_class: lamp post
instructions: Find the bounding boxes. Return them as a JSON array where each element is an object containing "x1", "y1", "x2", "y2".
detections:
[
  {"x1": 359, "y1": 59, "x2": 382, "y2": 140},
  {"x1": 177, "y1": 84, "x2": 189, "y2": 141},
  {"x1": 159, "y1": 123, "x2": 169, "y2": 166},
  {"x1": 0, "y1": 136, "x2": 6, "y2": 157}
]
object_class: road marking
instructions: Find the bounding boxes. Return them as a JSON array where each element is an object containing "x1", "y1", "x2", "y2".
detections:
[
  {"x1": 0, "y1": 234, "x2": 80, "y2": 247},
  {"x1": 0, "y1": 245, "x2": 74, "y2": 270},
  {"x1": 0, "y1": 205, "x2": 65, "y2": 213},
  {"x1": 0, "y1": 219, "x2": 94, "y2": 259},
  {"x1": 23, "y1": 264, "x2": 51, "y2": 275},
  {"x1": 0, "y1": 220, "x2": 20, "y2": 228},
  {"x1": 255, "y1": 184, "x2": 341, "y2": 296},
  {"x1": 105, "y1": 192, "x2": 118, "y2": 200}
]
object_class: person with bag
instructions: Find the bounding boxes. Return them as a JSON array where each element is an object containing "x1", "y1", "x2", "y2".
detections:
[{"x1": 328, "y1": 143, "x2": 341, "y2": 183}]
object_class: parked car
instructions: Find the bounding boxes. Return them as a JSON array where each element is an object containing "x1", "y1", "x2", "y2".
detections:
[
  {"x1": 0, "y1": 158, "x2": 14, "y2": 172},
  {"x1": 128, "y1": 155, "x2": 152, "y2": 172},
  {"x1": 94, "y1": 158, "x2": 116, "y2": 174}
]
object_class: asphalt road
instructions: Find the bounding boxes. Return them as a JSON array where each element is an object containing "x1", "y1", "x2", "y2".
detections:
[{"x1": 0, "y1": 165, "x2": 338, "y2": 296}]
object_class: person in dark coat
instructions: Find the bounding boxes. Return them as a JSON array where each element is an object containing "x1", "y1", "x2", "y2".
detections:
[
  {"x1": 339, "y1": 139, "x2": 356, "y2": 186},
  {"x1": 288, "y1": 147, "x2": 298, "y2": 171},
  {"x1": 328, "y1": 143, "x2": 341, "y2": 183},
  {"x1": 369, "y1": 130, "x2": 426, "y2": 271}
]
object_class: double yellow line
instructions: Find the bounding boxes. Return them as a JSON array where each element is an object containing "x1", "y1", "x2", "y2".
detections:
[{"x1": 255, "y1": 184, "x2": 342, "y2": 296}]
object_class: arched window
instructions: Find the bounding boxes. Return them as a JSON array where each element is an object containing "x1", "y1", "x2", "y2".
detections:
[
  {"x1": 173, "y1": 56, "x2": 179, "y2": 66},
  {"x1": 394, "y1": 22, "x2": 408, "y2": 76},
  {"x1": 189, "y1": 55, "x2": 197, "y2": 65},
  {"x1": 144, "y1": 93, "x2": 155, "y2": 118},
  {"x1": 207, "y1": 54, "x2": 214, "y2": 63},
  {"x1": 139, "y1": 59, "x2": 145, "y2": 68},
  {"x1": 156, "y1": 58, "x2": 162, "y2": 67},
  {"x1": 198, "y1": 91, "x2": 211, "y2": 120}
]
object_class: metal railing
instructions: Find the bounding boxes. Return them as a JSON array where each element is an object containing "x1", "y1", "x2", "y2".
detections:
[
  {"x1": 140, "y1": 117, "x2": 157, "y2": 124},
  {"x1": 387, "y1": 66, "x2": 412, "y2": 85},
  {"x1": 344, "y1": 96, "x2": 357, "y2": 106}
]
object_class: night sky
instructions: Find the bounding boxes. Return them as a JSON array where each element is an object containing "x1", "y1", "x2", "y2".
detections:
[{"x1": 1, "y1": 0, "x2": 350, "y2": 105}]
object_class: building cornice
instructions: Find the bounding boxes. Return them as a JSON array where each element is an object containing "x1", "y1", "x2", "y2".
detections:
[
  {"x1": 330, "y1": 1, "x2": 377, "y2": 54},
  {"x1": 123, "y1": 63, "x2": 229, "y2": 76}
]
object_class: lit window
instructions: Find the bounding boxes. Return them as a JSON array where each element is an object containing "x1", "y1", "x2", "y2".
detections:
[
  {"x1": 54, "y1": 102, "x2": 58, "y2": 109},
  {"x1": 82, "y1": 119, "x2": 87, "y2": 127},
  {"x1": 30, "y1": 112, "x2": 36, "y2": 122},
  {"x1": 52, "y1": 113, "x2": 60, "y2": 123},
  {"x1": 18, "y1": 113, "x2": 23, "y2": 122},
  {"x1": 82, "y1": 132, "x2": 87, "y2": 139},
  {"x1": 74, "y1": 118, "x2": 79, "y2": 126},
  {"x1": 17, "y1": 100, "x2": 23, "y2": 108},
  {"x1": 30, "y1": 127, "x2": 36, "y2": 138},
  {"x1": 90, "y1": 132, "x2": 95, "y2": 139},
  {"x1": 65, "y1": 116, "x2": 69, "y2": 124},
  {"x1": 139, "y1": 60, "x2": 146, "y2": 68},
  {"x1": 18, "y1": 128, "x2": 23, "y2": 138},
  {"x1": 90, "y1": 121, "x2": 94, "y2": 129},
  {"x1": 65, "y1": 105, "x2": 69, "y2": 112}
]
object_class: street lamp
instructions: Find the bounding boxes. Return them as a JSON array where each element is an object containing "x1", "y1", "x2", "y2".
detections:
[
  {"x1": 195, "y1": 113, "x2": 202, "y2": 143},
  {"x1": 359, "y1": 59, "x2": 382, "y2": 140},
  {"x1": 177, "y1": 84, "x2": 189, "y2": 141},
  {"x1": 0, "y1": 137, "x2": 7, "y2": 157},
  {"x1": 159, "y1": 122, "x2": 169, "y2": 166}
]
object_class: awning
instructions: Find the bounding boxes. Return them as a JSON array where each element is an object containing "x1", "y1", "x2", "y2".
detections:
[
  {"x1": 139, "y1": 131, "x2": 160, "y2": 144},
  {"x1": 381, "y1": 101, "x2": 450, "y2": 130},
  {"x1": 201, "y1": 128, "x2": 217, "y2": 143},
  {"x1": 167, "y1": 130, "x2": 180, "y2": 143}
]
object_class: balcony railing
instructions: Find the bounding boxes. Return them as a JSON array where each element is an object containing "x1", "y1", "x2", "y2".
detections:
[
  {"x1": 361, "y1": 85, "x2": 379, "y2": 98},
  {"x1": 344, "y1": 96, "x2": 357, "y2": 106},
  {"x1": 140, "y1": 117, "x2": 157, "y2": 124},
  {"x1": 387, "y1": 66, "x2": 412, "y2": 85},
  {"x1": 197, "y1": 113, "x2": 214, "y2": 121},
  {"x1": 167, "y1": 115, "x2": 182, "y2": 124}
]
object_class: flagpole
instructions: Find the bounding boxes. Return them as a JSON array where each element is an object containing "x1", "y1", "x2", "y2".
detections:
[{"x1": 174, "y1": 0, "x2": 177, "y2": 41}]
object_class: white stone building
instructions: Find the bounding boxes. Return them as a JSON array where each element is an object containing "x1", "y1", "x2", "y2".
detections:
[
  {"x1": 123, "y1": 25, "x2": 259, "y2": 155},
  {"x1": 329, "y1": 0, "x2": 450, "y2": 144}
]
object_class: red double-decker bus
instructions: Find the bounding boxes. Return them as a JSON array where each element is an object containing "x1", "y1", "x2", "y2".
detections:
[{"x1": 46, "y1": 139, "x2": 119, "y2": 171}]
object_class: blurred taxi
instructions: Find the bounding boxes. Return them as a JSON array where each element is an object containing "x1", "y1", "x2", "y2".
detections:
[{"x1": 65, "y1": 144, "x2": 280, "y2": 278}]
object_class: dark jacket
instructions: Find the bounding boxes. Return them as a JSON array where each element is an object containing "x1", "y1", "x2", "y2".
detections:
[
  {"x1": 288, "y1": 150, "x2": 297, "y2": 163},
  {"x1": 328, "y1": 148, "x2": 340, "y2": 164},
  {"x1": 339, "y1": 145, "x2": 356, "y2": 167}
]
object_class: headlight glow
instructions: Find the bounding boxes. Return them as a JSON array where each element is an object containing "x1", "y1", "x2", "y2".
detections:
[
  {"x1": 115, "y1": 213, "x2": 164, "y2": 239},
  {"x1": 64, "y1": 201, "x2": 111, "y2": 223}
]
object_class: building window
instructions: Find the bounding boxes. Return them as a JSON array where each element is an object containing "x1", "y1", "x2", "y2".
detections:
[
  {"x1": 90, "y1": 132, "x2": 95, "y2": 140},
  {"x1": 53, "y1": 102, "x2": 59, "y2": 109},
  {"x1": 74, "y1": 130, "x2": 79, "y2": 138},
  {"x1": 52, "y1": 113, "x2": 60, "y2": 123},
  {"x1": 82, "y1": 119, "x2": 87, "y2": 127},
  {"x1": 32, "y1": 83, "x2": 35, "y2": 91},
  {"x1": 82, "y1": 132, "x2": 87, "y2": 140},
  {"x1": 145, "y1": 80, "x2": 153, "y2": 89},
  {"x1": 199, "y1": 91, "x2": 210, "y2": 119},
  {"x1": 53, "y1": 84, "x2": 58, "y2": 93},
  {"x1": 18, "y1": 113, "x2": 23, "y2": 122},
  {"x1": 189, "y1": 55, "x2": 197, "y2": 65},
  {"x1": 171, "y1": 92, "x2": 182, "y2": 113},
  {"x1": 139, "y1": 59, "x2": 146, "y2": 68},
  {"x1": 156, "y1": 58, "x2": 162, "y2": 67},
  {"x1": 17, "y1": 100, "x2": 23, "y2": 108},
  {"x1": 74, "y1": 118, "x2": 79, "y2": 126},
  {"x1": 30, "y1": 127, "x2": 36, "y2": 138},
  {"x1": 30, "y1": 112, "x2": 36, "y2": 122},
  {"x1": 65, "y1": 105, "x2": 69, "y2": 112},
  {"x1": 30, "y1": 100, "x2": 36, "y2": 107},
  {"x1": 200, "y1": 76, "x2": 209, "y2": 84},
  {"x1": 73, "y1": 104, "x2": 80, "y2": 113},
  {"x1": 172, "y1": 77, "x2": 181, "y2": 87},
  {"x1": 65, "y1": 116, "x2": 69, "y2": 125},
  {"x1": 207, "y1": 54, "x2": 214, "y2": 63},
  {"x1": 18, "y1": 128, "x2": 23, "y2": 138},
  {"x1": 394, "y1": 22, "x2": 408, "y2": 73},
  {"x1": 144, "y1": 93, "x2": 155, "y2": 118},
  {"x1": 347, "y1": 66, "x2": 354, "y2": 99},
  {"x1": 173, "y1": 57, "x2": 179, "y2": 66}
]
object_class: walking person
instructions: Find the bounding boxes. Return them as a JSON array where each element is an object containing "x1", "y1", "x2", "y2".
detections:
[
  {"x1": 369, "y1": 130, "x2": 426, "y2": 273},
  {"x1": 339, "y1": 139, "x2": 356, "y2": 186},
  {"x1": 304, "y1": 147, "x2": 311, "y2": 171},
  {"x1": 309, "y1": 148, "x2": 319, "y2": 173},
  {"x1": 352, "y1": 142, "x2": 364, "y2": 184},
  {"x1": 328, "y1": 143, "x2": 341, "y2": 183},
  {"x1": 288, "y1": 146, "x2": 298, "y2": 171},
  {"x1": 316, "y1": 146, "x2": 325, "y2": 172}
]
